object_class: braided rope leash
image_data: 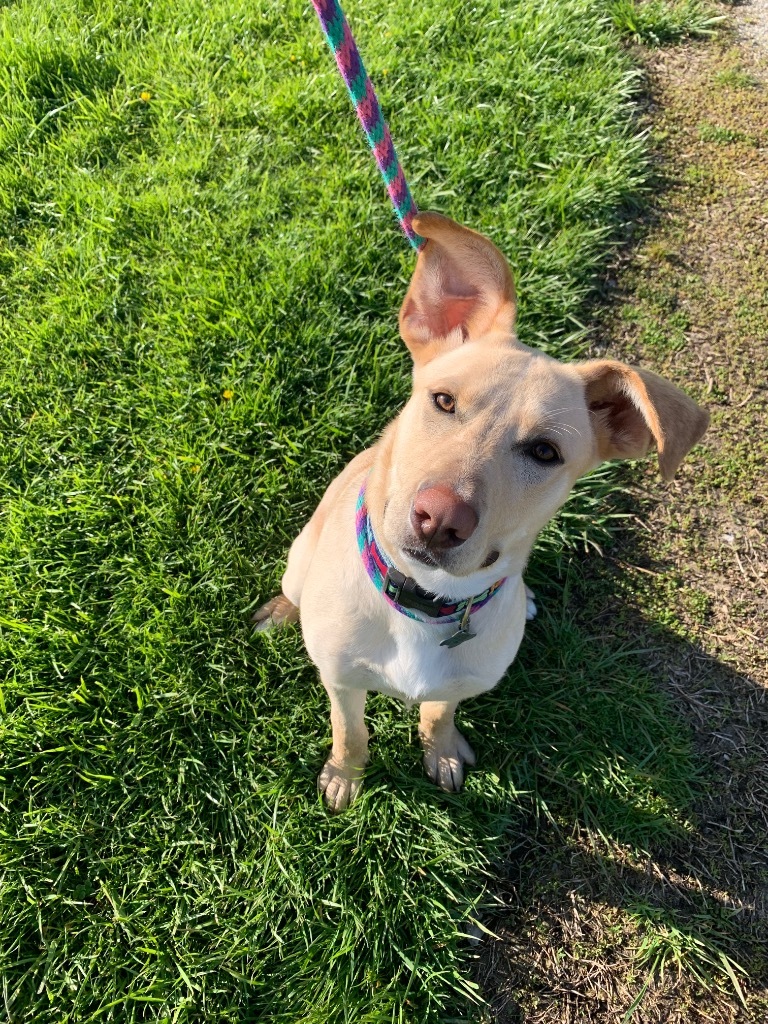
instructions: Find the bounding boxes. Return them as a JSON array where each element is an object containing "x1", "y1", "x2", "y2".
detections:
[{"x1": 310, "y1": 0, "x2": 425, "y2": 250}]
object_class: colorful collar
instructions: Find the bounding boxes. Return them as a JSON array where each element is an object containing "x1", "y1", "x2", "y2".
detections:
[{"x1": 355, "y1": 482, "x2": 506, "y2": 632}]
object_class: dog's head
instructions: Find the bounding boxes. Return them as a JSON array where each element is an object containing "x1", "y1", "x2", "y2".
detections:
[{"x1": 368, "y1": 213, "x2": 709, "y2": 595}]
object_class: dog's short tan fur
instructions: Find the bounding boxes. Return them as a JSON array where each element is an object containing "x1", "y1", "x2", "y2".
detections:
[{"x1": 256, "y1": 213, "x2": 709, "y2": 812}]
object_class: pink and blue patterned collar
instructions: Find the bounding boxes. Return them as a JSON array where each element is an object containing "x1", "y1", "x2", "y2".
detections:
[{"x1": 355, "y1": 481, "x2": 506, "y2": 633}]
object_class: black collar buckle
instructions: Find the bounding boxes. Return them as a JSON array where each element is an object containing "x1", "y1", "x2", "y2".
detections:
[{"x1": 383, "y1": 567, "x2": 445, "y2": 617}]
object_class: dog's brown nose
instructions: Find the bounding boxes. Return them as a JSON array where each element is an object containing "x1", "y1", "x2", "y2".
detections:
[{"x1": 411, "y1": 485, "x2": 478, "y2": 548}]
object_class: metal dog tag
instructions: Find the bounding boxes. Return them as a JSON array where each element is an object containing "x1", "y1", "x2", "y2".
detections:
[
  {"x1": 440, "y1": 625, "x2": 477, "y2": 648},
  {"x1": 440, "y1": 599, "x2": 477, "y2": 648}
]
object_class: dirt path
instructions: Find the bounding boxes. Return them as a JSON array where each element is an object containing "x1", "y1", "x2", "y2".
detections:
[
  {"x1": 737, "y1": 0, "x2": 768, "y2": 61},
  {"x1": 581, "y1": 20, "x2": 768, "y2": 1020},
  {"x1": 480, "y1": 9, "x2": 768, "y2": 1021},
  {"x1": 596, "y1": 25, "x2": 768, "y2": 687}
]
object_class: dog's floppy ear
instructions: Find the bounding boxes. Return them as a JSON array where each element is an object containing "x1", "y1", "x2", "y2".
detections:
[
  {"x1": 399, "y1": 212, "x2": 516, "y2": 366},
  {"x1": 577, "y1": 359, "x2": 709, "y2": 481}
]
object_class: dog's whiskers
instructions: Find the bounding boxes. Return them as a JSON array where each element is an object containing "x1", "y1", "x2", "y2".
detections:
[
  {"x1": 538, "y1": 420, "x2": 584, "y2": 440},
  {"x1": 535, "y1": 407, "x2": 586, "y2": 441}
]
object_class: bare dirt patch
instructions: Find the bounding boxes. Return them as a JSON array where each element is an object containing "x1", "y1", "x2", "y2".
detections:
[
  {"x1": 593, "y1": 33, "x2": 768, "y2": 683},
  {"x1": 736, "y1": 0, "x2": 768, "y2": 60},
  {"x1": 479, "y1": 20, "x2": 768, "y2": 1024}
]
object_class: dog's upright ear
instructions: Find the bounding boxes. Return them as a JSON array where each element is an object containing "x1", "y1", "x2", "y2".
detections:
[
  {"x1": 399, "y1": 212, "x2": 517, "y2": 366},
  {"x1": 577, "y1": 359, "x2": 709, "y2": 481}
]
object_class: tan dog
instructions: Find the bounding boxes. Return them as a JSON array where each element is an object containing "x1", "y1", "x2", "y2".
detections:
[{"x1": 255, "y1": 213, "x2": 709, "y2": 812}]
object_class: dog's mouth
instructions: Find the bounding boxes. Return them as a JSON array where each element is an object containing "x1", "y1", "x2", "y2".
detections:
[
  {"x1": 403, "y1": 546, "x2": 441, "y2": 568},
  {"x1": 402, "y1": 545, "x2": 501, "y2": 573}
]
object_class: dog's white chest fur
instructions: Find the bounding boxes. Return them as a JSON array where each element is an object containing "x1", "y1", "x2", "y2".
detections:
[{"x1": 355, "y1": 577, "x2": 527, "y2": 705}]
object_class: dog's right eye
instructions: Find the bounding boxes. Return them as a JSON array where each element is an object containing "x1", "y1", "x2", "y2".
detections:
[
  {"x1": 526, "y1": 440, "x2": 562, "y2": 464},
  {"x1": 433, "y1": 392, "x2": 456, "y2": 414}
]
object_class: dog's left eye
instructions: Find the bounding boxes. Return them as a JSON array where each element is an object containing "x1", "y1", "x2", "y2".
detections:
[
  {"x1": 526, "y1": 440, "x2": 561, "y2": 464},
  {"x1": 433, "y1": 392, "x2": 456, "y2": 414}
]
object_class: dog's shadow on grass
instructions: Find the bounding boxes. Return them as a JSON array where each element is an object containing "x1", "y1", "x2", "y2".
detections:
[{"x1": 462, "y1": 545, "x2": 768, "y2": 1019}]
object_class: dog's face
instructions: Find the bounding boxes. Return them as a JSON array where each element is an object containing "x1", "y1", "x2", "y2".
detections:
[
  {"x1": 382, "y1": 342, "x2": 595, "y2": 580},
  {"x1": 372, "y1": 213, "x2": 709, "y2": 588}
]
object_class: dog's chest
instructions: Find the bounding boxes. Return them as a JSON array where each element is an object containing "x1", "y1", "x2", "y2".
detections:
[{"x1": 358, "y1": 582, "x2": 526, "y2": 704}]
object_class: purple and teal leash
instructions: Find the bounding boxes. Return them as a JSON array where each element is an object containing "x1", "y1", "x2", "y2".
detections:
[{"x1": 310, "y1": 0, "x2": 425, "y2": 251}]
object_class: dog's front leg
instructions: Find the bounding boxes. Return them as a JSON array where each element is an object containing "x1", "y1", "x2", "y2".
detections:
[
  {"x1": 419, "y1": 701, "x2": 477, "y2": 792},
  {"x1": 317, "y1": 685, "x2": 369, "y2": 812}
]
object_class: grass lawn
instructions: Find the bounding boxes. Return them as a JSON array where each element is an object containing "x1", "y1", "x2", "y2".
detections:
[{"x1": 0, "y1": 0, "x2": 737, "y2": 1020}]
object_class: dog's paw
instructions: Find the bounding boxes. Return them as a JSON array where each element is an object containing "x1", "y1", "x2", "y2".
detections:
[
  {"x1": 252, "y1": 594, "x2": 299, "y2": 633},
  {"x1": 421, "y1": 729, "x2": 476, "y2": 793},
  {"x1": 524, "y1": 584, "x2": 537, "y2": 621},
  {"x1": 317, "y1": 759, "x2": 365, "y2": 813}
]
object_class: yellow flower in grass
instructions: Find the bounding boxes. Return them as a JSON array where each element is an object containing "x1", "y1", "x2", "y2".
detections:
[
  {"x1": 222, "y1": 389, "x2": 234, "y2": 400},
  {"x1": 140, "y1": 90, "x2": 152, "y2": 102}
]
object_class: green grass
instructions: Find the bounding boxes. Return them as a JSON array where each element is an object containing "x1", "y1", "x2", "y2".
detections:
[
  {"x1": 0, "y1": 0, "x2": 715, "y2": 1020},
  {"x1": 628, "y1": 902, "x2": 748, "y2": 1003},
  {"x1": 698, "y1": 120, "x2": 751, "y2": 144},
  {"x1": 608, "y1": 0, "x2": 725, "y2": 45},
  {"x1": 712, "y1": 66, "x2": 759, "y2": 90}
]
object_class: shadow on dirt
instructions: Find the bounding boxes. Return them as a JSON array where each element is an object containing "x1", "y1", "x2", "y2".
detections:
[{"x1": 473, "y1": 526, "x2": 768, "y2": 1023}]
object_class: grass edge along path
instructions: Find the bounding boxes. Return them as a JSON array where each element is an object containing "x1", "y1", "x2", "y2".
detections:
[{"x1": 0, "y1": 0, "x2": 718, "y2": 1020}]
